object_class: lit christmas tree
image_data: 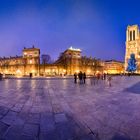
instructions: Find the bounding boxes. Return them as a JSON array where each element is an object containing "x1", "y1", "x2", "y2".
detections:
[{"x1": 126, "y1": 53, "x2": 137, "y2": 73}]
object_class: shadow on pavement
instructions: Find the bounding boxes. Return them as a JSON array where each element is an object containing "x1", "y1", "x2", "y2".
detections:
[
  {"x1": 123, "y1": 81, "x2": 140, "y2": 94},
  {"x1": 111, "y1": 134, "x2": 132, "y2": 140}
]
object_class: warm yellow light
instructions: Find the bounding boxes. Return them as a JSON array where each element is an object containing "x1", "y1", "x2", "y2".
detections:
[
  {"x1": 45, "y1": 69, "x2": 50, "y2": 73},
  {"x1": 104, "y1": 71, "x2": 107, "y2": 73},
  {"x1": 96, "y1": 71, "x2": 99, "y2": 73},
  {"x1": 29, "y1": 60, "x2": 33, "y2": 64},
  {"x1": 5, "y1": 70, "x2": 8, "y2": 73},
  {"x1": 16, "y1": 69, "x2": 21, "y2": 74},
  {"x1": 87, "y1": 69, "x2": 91, "y2": 73},
  {"x1": 63, "y1": 69, "x2": 66, "y2": 73},
  {"x1": 32, "y1": 70, "x2": 35, "y2": 73},
  {"x1": 76, "y1": 70, "x2": 79, "y2": 73},
  {"x1": 16, "y1": 69, "x2": 22, "y2": 77},
  {"x1": 108, "y1": 70, "x2": 118, "y2": 74}
]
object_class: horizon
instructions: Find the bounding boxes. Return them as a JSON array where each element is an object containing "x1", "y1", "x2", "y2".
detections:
[{"x1": 0, "y1": 0, "x2": 140, "y2": 61}]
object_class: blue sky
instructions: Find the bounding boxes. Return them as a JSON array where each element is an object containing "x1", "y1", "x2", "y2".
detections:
[{"x1": 0, "y1": 0, "x2": 139, "y2": 61}]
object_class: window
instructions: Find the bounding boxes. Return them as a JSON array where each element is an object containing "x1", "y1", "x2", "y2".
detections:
[
  {"x1": 130, "y1": 31, "x2": 132, "y2": 41},
  {"x1": 133, "y1": 30, "x2": 135, "y2": 40}
]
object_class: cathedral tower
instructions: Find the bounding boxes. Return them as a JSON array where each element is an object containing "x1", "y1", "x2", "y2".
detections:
[{"x1": 125, "y1": 25, "x2": 140, "y2": 72}]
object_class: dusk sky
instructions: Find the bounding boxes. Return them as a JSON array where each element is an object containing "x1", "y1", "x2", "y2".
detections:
[{"x1": 0, "y1": 0, "x2": 140, "y2": 61}]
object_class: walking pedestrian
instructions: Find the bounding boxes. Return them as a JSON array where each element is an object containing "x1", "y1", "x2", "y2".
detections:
[
  {"x1": 96, "y1": 73, "x2": 100, "y2": 84},
  {"x1": 91, "y1": 75, "x2": 96, "y2": 85},
  {"x1": 74, "y1": 73, "x2": 77, "y2": 84},
  {"x1": 103, "y1": 73, "x2": 106, "y2": 80},
  {"x1": 83, "y1": 72, "x2": 86, "y2": 84},
  {"x1": 108, "y1": 75, "x2": 112, "y2": 87}
]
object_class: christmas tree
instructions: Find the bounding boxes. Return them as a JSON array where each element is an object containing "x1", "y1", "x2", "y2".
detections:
[{"x1": 126, "y1": 53, "x2": 137, "y2": 73}]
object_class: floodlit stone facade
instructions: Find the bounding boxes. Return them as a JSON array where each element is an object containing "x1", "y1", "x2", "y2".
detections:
[
  {"x1": 104, "y1": 60, "x2": 124, "y2": 74},
  {"x1": 0, "y1": 46, "x2": 40, "y2": 76},
  {"x1": 125, "y1": 25, "x2": 140, "y2": 72},
  {"x1": 0, "y1": 46, "x2": 124, "y2": 77}
]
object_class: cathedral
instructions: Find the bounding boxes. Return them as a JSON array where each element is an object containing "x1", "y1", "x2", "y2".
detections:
[{"x1": 125, "y1": 25, "x2": 140, "y2": 72}]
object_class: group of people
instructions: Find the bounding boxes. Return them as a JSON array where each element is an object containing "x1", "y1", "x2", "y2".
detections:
[
  {"x1": 74, "y1": 71, "x2": 86, "y2": 84},
  {"x1": 74, "y1": 72, "x2": 112, "y2": 87},
  {"x1": 91, "y1": 73, "x2": 112, "y2": 87}
]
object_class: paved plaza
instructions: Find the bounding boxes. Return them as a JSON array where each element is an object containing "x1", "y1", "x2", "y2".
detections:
[{"x1": 0, "y1": 76, "x2": 140, "y2": 140}]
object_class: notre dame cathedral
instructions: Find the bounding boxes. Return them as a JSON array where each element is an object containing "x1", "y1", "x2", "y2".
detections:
[{"x1": 125, "y1": 25, "x2": 140, "y2": 72}]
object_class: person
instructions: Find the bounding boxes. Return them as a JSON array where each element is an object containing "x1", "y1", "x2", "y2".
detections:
[
  {"x1": 0, "y1": 73, "x2": 2, "y2": 81},
  {"x1": 91, "y1": 74, "x2": 96, "y2": 85},
  {"x1": 83, "y1": 72, "x2": 86, "y2": 84},
  {"x1": 29, "y1": 73, "x2": 32, "y2": 79},
  {"x1": 74, "y1": 73, "x2": 77, "y2": 84},
  {"x1": 103, "y1": 73, "x2": 106, "y2": 80},
  {"x1": 78, "y1": 71, "x2": 83, "y2": 84},
  {"x1": 96, "y1": 73, "x2": 100, "y2": 84},
  {"x1": 108, "y1": 75, "x2": 112, "y2": 87}
]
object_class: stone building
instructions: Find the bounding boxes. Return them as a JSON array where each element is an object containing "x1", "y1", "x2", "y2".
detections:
[
  {"x1": 0, "y1": 46, "x2": 40, "y2": 76},
  {"x1": 0, "y1": 46, "x2": 124, "y2": 77},
  {"x1": 55, "y1": 46, "x2": 82, "y2": 75},
  {"x1": 125, "y1": 25, "x2": 140, "y2": 72},
  {"x1": 104, "y1": 60, "x2": 124, "y2": 74}
]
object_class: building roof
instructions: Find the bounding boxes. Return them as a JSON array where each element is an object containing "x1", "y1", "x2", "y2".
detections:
[
  {"x1": 68, "y1": 46, "x2": 81, "y2": 52},
  {"x1": 105, "y1": 60, "x2": 124, "y2": 63},
  {"x1": 0, "y1": 56, "x2": 22, "y2": 60},
  {"x1": 23, "y1": 46, "x2": 40, "y2": 51}
]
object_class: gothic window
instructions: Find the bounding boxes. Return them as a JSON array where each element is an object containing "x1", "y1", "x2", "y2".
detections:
[
  {"x1": 130, "y1": 31, "x2": 132, "y2": 41},
  {"x1": 133, "y1": 30, "x2": 135, "y2": 40}
]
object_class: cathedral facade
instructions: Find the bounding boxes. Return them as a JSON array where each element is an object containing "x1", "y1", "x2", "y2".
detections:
[{"x1": 125, "y1": 25, "x2": 140, "y2": 72}]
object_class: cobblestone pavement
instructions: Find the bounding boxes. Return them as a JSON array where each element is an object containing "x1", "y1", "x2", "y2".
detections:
[{"x1": 0, "y1": 76, "x2": 140, "y2": 140}]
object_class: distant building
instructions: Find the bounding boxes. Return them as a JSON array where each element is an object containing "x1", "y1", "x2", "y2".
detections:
[
  {"x1": 104, "y1": 60, "x2": 124, "y2": 74},
  {"x1": 0, "y1": 46, "x2": 124, "y2": 76},
  {"x1": 55, "y1": 46, "x2": 81, "y2": 75},
  {"x1": 125, "y1": 25, "x2": 140, "y2": 72}
]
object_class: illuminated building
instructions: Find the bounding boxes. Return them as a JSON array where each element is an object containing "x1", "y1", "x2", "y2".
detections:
[
  {"x1": 125, "y1": 25, "x2": 140, "y2": 72},
  {"x1": 0, "y1": 46, "x2": 124, "y2": 76},
  {"x1": 55, "y1": 46, "x2": 82, "y2": 75},
  {"x1": 0, "y1": 46, "x2": 40, "y2": 76},
  {"x1": 104, "y1": 60, "x2": 124, "y2": 74}
]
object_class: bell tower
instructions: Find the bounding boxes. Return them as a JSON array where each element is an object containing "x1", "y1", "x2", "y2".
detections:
[{"x1": 125, "y1": 25, "x2": 140, "y2": 72}]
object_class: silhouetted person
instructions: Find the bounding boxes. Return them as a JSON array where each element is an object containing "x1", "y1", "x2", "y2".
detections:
[
  {"x1": 78, "y1": 71, "x2": 83, "y2": 84},
  {"x1": 74, "y1": 73, "x2": 77, "y2": 84},
  {"x1": 103, "y1": 73, "x2": 107, "y2": 80},
  {"x1": 128, "y1": 73, "x2": 131, "y2": 76},
  {"x1": 30, "y1": 73, "x2": 32, "y2": 79},
  {"x1": 0, "y1": 73, "x2": 2, "y2": 80},
  {"x1": 96, "y1": 73, "x2": 100, "y2": 84},
  {"x1": 83, "y1": 72, "x2": 86, "y2": 84}
]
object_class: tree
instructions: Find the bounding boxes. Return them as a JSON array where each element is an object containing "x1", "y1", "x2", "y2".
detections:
[
  {"x1": 41, "y1": 54, "x2": 51, "y2": 64},
  {"x1": 80, "y1": 56, "x2": 103, "y2": 74},
  {"x1": 126, "y1": 53, "x2": 137, "y2": 73},
  {"x1": 80, "y1": 56, "x2": 92, "y2": 72},
  {"x1": 92, "y1": 58, "x2": 101, "y2": 74}
]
